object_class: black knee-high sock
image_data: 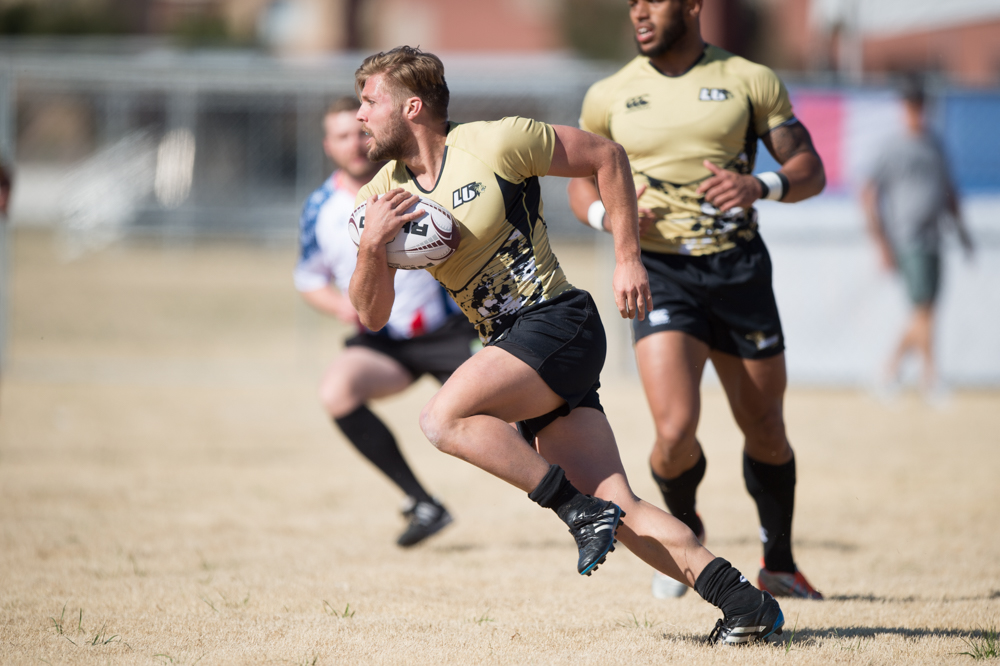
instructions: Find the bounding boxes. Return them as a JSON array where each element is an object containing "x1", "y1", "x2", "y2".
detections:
[
  {"x1": 651, "y1": 449, "x2": 706, "y2": 537},
  {"x1": 527, "y1": 464, "x2": 585, "y2": 523},
  {"x1": 695, "y1": 557, "x2": 762, "y2": 618},
  {"x1": 744, "y1": 452, "x2": 796, "y2": 573},
  {"x1": 334, "y1": 405, "x2": 434, "y2": 505}
]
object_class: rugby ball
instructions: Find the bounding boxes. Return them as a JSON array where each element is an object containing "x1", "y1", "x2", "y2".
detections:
[{"x1": 348, "y1": 196, "x2": 460, "y2": 270}]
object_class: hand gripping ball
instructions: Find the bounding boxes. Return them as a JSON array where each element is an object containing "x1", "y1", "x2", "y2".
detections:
[{"x1": 348, "y1": 196, "x2": 461, "y2": 270}]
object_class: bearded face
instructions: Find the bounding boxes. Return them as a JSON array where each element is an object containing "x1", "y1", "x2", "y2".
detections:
[
  {"x1": 634, "y1": 0, "x2": 689, "y2": 59},
  {"x1": 363, "y1": 103, "x2": 413, "y2": 162}
]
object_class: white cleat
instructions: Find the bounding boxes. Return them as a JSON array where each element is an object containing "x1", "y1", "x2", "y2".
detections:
[{"x1": 652, "y1": 571, "x2": 690, "y2": 599}]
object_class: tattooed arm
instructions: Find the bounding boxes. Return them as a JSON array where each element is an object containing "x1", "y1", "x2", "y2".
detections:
[
  {"x1": 759, "y1": 120, "x2": 826, "y2": 203},
  {"x1": 697, "y1": 120, "x2": 826, "y2": 211}
]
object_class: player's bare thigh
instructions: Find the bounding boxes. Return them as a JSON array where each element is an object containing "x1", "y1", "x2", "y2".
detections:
[
  {"x1": 422, "y1": 345, "x2": 565, "y2": 425},
  {"x1": 319, "y1": 346, "x2": 414, "y2": 419},
  {"x1": 710, "y1": 349, "x2": 792, "y2": 463},
  {"x1": 418, "y1": 346, "x2": 565, "y2": 492},
  {"x1": 635, "y1": 330, "x2": 710, "y2": 474}
]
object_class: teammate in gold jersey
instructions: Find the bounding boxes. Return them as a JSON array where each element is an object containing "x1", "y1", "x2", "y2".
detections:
[
  {"x1": 569, "y1": 0, "x2": 826, "y2": 600},
  {"x1": 348, "y1": 45, "x2": 787, "y2": 645}
]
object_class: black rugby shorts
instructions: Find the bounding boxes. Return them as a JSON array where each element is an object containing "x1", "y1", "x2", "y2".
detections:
[
  {"x1": 487, "y1": 289, "x2": 606, "y2": 442},
  {"x1": 633, "y1": 234, "x2": 785, "y2": 359},
  {"x1": 345, "y1": 314, "x2": 479, "y2": 384}
]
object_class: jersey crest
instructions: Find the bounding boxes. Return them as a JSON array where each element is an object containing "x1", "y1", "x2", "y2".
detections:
[
  {"x1": 699, "y1": 87, "x2": 732, "y2": 102},
  {"x1": 452, "y1": 181, "x2": 486, "y2": 208}
]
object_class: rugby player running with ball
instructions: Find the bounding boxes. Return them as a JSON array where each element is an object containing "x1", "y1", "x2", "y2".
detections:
[{"x1": 350, "y1": 45, "x2": 786, "y2": 645}]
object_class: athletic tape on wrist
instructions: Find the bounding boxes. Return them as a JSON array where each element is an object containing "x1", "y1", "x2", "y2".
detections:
[
  {"x1": 755, "y1": 171, "x2": 788, "y2": 201},
  {"x1": 587, "y1": 200, "x2": 606, "y2": 232}
]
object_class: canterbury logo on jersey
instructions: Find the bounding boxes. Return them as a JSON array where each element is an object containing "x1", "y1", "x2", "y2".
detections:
[
  {"x1": 453, "y1": 181, "x2": 486, "y2": 208},
  {"x1": 699, "y1": 87, "x2": 732, "y2": 101},
  {"x1": 625, "y1": 95, "x2": 650, "y2": 110}
]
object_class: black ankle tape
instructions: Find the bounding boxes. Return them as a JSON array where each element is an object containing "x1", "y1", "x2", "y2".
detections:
[
  {"x1": 695, "y1": 557, "x2": 760, "y2": 618},
  {"x1": 528, "y1": 464, "x2": 580, "y2": 510},
  {"x1": 694, "y1": 557, "x2": 730, "y2": 601}
]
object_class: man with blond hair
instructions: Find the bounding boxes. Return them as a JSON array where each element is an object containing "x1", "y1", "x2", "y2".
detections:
[
  {"x1": 349, "y1": 45, "x2": 786, "y2": 645},
  {"x1": 295, "y1": 96, "x2": 477, "y2": 547}
]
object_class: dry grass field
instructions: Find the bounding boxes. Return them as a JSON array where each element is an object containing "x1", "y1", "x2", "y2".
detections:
[{"x1": 1, "y1": 229, "x2": 998, "y2": 665}]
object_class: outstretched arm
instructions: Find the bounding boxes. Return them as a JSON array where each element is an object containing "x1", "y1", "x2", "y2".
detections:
[
  {"x1": 568, "y1": 177, "x2": 656, "y2": 235},
  {"x1": 697, "y1": 120, "x2": 826, "y2": 212},
  {"x1": 944, "y1": 177, "x2": 974, "y2": 257},
  {"x1": 549, "y1": 125, "x2": 651, "y2": 320},
  {"x1": 861, "y1": 179, "x2": 895, "y2": 271},
  {"x1": 348, "y1": 189, "x2": 423, "y2": 330}
]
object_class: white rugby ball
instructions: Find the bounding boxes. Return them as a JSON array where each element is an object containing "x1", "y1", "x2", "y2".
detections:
[{"x1": 348, "y1": 196, "x2": 460, "y2": 270}]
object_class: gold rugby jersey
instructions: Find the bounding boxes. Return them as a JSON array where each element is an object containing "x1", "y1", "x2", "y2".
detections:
[
  {"x1": 580, "y1": 45, "x2": 795, "y2": 256},
  {"x1": 357, "y1": 116, "x2": 573, "y2": 342}
]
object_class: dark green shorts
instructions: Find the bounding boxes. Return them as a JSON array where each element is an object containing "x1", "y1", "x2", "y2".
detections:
[{"x1": 896, "y1": 250, "x2": 940, "y2": 306}]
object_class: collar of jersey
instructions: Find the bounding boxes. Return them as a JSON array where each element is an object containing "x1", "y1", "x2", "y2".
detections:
[
  {"x1": 645, "y1": 44, "x2": 709, "y2": 79},
  {"x1": 405, "y1": 145, "x2": 450, "y2": 194}
]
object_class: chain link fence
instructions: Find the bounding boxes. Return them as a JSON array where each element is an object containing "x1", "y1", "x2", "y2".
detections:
[
  {"x1": 0, "y1": 44, "x2": 619, "y2": 245},
  {"x1": 2, "y1": 42, "x2": 999, "y2": 386}
]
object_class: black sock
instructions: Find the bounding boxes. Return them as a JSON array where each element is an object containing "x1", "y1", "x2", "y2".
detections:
[
  {"x1": 528, "y1": 464, "x2": 584, "y2": 522},
  {"x1": 744, "y1": 452, "x2": 796, "y2": 573},
  {"x1": 695, "y1": 557, "x2": 762, "y2": 618},
  {"x1": 334, "y1": 405, "x2": 434, "y2": 505},
  {"x1": 651, "y1": 448, "x2": 706, "y2": 537}
]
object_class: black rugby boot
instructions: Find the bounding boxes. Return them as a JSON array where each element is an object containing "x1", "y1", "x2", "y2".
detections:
[
  {"x1": 707, "y1": 591, "x2": 785, "y2": 646},
  {"x1": 397, "y1": 499, "x2": 453, "y2": 547},
  {"x1": 556, "y1": 494, "x2": 625, "y2": 576}
]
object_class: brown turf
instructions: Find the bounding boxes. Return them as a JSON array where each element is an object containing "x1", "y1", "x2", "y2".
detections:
[{"x1": 1, "y1": 230, "x2": 997, "y2": 665}]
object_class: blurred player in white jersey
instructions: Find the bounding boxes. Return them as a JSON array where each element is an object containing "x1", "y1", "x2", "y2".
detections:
[{"x1": 295, "y1": 97, "x2": 478, "y2": 546}]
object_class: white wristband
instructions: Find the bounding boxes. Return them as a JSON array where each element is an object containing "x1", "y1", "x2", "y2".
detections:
[
  {"x1": 587, "y1": 200, "x2": 607, "y2": 232},
  {"x1": 756, "y1": 171, "x2": 787, "y2": 201}
]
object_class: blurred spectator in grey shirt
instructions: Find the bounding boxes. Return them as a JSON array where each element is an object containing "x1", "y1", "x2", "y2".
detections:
[{"x1": 862, "y1": 76, "x2": 973, "y2": 399}]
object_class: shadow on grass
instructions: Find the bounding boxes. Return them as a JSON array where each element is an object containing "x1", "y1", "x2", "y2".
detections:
[
  {"x1": 708, "y1": 536, "x2": 859, "y2": 553},
  {"x1": 827, "y1": 590, "x2": 1000, "y2": 603},
  {"x1": 432, "y1": 538, "x2": 568, "y2": 554},
  {"x1": 791, "y1": 626, "x2": 976, "y2": 641},
  {"x1": 668, "y1": 625, "x2": 977, "y2": 647}
]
